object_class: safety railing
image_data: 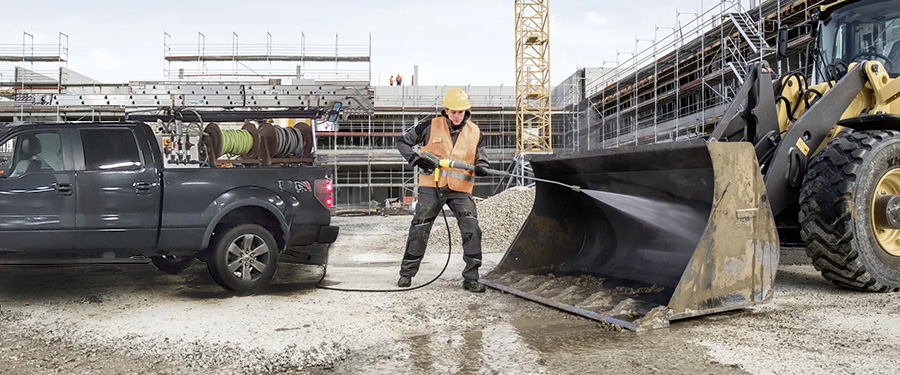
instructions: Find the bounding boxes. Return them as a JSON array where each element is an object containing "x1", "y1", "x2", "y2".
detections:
[
  {"x1": 163, "y1": 32, "x2": 370, "y2": 81},
  {"x1": 373, "y1": 87, "x2": 517, "y2": 108},
  {"x1": 163, "y1": 67, "x2": 370, "y2": 81},
  {"x1": 335, "y1": 170, "x2": 412, "y2": 186},
  {"x1": 165, "y1": 43, "x2": 370, "y2": 59},
  {"x1": 724, "y1": 36, "x2": 752, "y2": 83}
]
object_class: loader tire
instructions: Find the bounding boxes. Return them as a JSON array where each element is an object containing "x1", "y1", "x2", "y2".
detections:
[{"x1": 800, "y1": 130, "x2": 900, "y2": 292}]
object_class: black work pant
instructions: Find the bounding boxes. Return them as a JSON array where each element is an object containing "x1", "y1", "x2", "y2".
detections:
[{"x1": 400, "y1": 186, "x2": 483, "y2": 281}]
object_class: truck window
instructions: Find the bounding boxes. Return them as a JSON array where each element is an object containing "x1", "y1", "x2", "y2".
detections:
[
  {"x1": 80, "y1": 128, "x2": 142, "y2": 171},
  {"x1": 2, "y1": 132, "x2": 65, "y2": 177},
  {"x1": 0, "y1": 136, "x2": 15, "y2": 175}
]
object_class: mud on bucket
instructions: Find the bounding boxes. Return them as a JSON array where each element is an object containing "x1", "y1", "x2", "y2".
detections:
[{"x1": 481, "y1": 141, "x2": 779, "y2": 331}]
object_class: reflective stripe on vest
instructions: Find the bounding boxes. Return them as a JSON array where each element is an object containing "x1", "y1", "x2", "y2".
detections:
[
  {"x1": 419, "y1": 169, "x2": 475, "y2": 182},
  {"x1": 417, "y1": 117, "x2": 480, "y2": 193}
]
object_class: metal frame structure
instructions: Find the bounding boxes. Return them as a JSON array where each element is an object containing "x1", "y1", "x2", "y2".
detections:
[
  {"x1": 0, "y1": 81, "x2": 373, "y2": 123},
  {"x1": 515, "y1": 0, "x2": 552, "y2": 155},
  {"x1": 163, "y1": 32, "x2": 371, "y2": 82},
  {"x1": 0, "y1": 31, "x2": 69, "y2": 121},
  {"x1": 562, "y1": 0, "x2": 833, "y2": 151}
]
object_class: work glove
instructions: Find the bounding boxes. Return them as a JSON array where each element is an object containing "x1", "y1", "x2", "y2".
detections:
[
  {"x1": 414, "y1": 157, "x2": 437, "y2": 170},
  {"x1": 474, "y1": 165, "x2": 489, "y2": 177}
]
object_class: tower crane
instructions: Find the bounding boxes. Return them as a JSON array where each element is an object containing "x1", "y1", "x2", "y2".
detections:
[{"x1": 511, "y1": 0, "x2": 552, "y2": 185}]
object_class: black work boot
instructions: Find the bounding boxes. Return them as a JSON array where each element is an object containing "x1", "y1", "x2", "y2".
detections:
[
  {"x1": 398, "y1": 276, "x2": 412, "y2": 287},
  {"x1": 462, "y1": 279, "x2": 485, "y2": 293}
]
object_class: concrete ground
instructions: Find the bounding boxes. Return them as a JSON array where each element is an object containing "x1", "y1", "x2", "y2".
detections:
[{"x1": 1, "y1": 215, "x2": 899, "y2": 374}]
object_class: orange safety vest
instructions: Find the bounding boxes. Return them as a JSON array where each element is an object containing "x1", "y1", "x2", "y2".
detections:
[{"x1": 418, "y1": 117, "x2": 480, "y2": 193}]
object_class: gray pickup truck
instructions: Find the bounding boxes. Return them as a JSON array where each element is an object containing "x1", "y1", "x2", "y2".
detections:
[{"x1": 0, "y1": 121, "x2": 337, "y2": 293}]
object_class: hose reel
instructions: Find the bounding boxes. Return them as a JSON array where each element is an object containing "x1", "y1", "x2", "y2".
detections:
[{"x1": 202, "y1": 120, "x2": 313, "y2": 166}]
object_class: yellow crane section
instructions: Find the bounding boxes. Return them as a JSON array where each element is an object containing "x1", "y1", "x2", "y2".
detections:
[{"x1": 515, "y1": 0, "x2": 552, "y2": 154}]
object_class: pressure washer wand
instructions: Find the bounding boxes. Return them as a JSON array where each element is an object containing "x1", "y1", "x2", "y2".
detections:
[
  {"x1": 421, "y1": 152, "x2": 581, "y2": 192},
  {"x1": 500, "y1": 172, "x2": 583, "y2": 192}
]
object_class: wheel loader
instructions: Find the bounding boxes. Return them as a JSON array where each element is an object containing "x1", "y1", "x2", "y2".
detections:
[{"x1": 481, "y1": 0, "x2": 900, "y2": 330}]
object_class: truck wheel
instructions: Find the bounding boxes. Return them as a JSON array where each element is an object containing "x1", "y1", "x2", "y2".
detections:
[
  {"x1": 150, "y1": 255, "x2": 196, "y2": 275},
  {"x1": 800, "y1": 130, "x2": 900, "y2": 291},
  {"x1": 206, "y1": 224, "x2": 278, "y2": 293}
]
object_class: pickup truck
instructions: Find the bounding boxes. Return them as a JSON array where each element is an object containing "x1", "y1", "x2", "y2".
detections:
[{"x1": 0, "y1": 121, "x2": 338, "y2": 293}]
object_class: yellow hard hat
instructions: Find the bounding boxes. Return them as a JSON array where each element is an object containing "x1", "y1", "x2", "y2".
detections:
[{"x1": 441, "y1": 88, "x2": 472, "y2": 111}]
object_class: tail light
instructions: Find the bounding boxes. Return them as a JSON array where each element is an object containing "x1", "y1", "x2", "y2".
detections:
[{"x1": 314, "y1": 179, "x2": 334, "y2": 209}]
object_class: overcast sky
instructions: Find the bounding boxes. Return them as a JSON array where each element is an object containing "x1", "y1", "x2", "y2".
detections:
[{"x1": 0, "y1": 0, "x2": 750, "y2": 86}]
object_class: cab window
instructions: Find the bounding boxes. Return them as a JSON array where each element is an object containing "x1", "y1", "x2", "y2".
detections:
[
  {"x1": 0, "y1": 136, "x2": 14, "y2": 176},
  {"x1": 0, "y1": 132, "x2": 65, "y2": 178},
  {"x1": 80, "y1": 128, "x2": 142, "y2": 171}
]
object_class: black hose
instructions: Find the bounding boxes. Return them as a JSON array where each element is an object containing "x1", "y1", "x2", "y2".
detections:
[
  {"x1": 758, "y1": 143, "x2": 778, "y2": 172},
  {"x1": 275, "y1": 126, "x2": 288, "y2": 156},
  {"x1": 316, "y1": 209, "x2": 454, "y2": 292},
  {"x1": 805, "y1": 88, "x2": 824, "y2": 108},
  {"x1": 824, "y1": 62, "x2": 847, "y2": 84},
  {"x1": 273, "y1": 125, "x2": 307, "y2": 158},
  {"x1": 775, "y1": 72, "x2": 809, "y2": 122},
  {"x1": 775, "y1": 95, "x2": 795, "y2": 121}
]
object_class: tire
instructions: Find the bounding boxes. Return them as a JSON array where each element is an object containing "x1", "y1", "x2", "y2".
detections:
[
  {"x1": 800, "y1": 130, "x2": 900, "y2": 292},
  {"x1": 206, "y1": 224, "x2": 278, "y2": 293},
  {"x1": 150, "y1": 255, "x2": 196, "y2": 275}
]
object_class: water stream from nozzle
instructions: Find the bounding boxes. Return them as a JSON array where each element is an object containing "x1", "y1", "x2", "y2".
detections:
[{"x1": 580, "y1": 189, "x2": 708, "y2": 243}]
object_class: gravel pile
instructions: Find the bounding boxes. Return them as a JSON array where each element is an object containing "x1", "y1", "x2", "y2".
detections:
[{"x1": 423, "y1": 186, "x2": 536, "y2": 253}]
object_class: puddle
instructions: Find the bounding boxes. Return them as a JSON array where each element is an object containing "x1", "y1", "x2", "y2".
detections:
[
  {"x1": 328, "y1": 313, "x2": 748, "y2": 375},
  {"x1": 329, "y1": 317, "x2": 627, "y2": 374}
]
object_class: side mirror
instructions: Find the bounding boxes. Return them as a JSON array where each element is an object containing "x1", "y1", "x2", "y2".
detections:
[
  {"x1": 777, "y1": 27, "x2": 789, "y2": 60},
  {"x1": 328, "y1": 101, "x2": 343, "y2": 123}
]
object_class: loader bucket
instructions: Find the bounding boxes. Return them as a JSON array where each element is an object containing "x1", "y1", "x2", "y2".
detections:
[{"x1": 481, "y1": 141, "x2": 778, "y2": 331}]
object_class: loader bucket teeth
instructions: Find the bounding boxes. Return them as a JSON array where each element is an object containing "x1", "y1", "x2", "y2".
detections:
[{"x1": 481, "y1": 140, "x2": 779, "y2": 331}]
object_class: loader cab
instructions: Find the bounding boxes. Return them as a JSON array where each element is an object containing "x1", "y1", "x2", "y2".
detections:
[{"x1": 815, "y1": 0, "x2": 900, "y2": 82}]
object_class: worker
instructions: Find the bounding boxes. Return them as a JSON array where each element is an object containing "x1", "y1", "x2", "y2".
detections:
[
  {"x1": 390, "y1": 75, "x2": 395, "y2": 86},
  {"x1": 396, "y1": 88, "x2": 490, "y2": 293},
  {"x1": 396, "y1": 74, "x2": 403, "y2": 86}
]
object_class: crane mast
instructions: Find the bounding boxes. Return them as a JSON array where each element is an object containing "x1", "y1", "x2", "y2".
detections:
[{"x1": 514, "y1": 0, "x2": 552, "y2": 155}]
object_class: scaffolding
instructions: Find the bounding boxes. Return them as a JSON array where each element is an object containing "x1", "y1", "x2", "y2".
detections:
[
  {"x1": 163, "y1": 32, "x2": 371, "y2": 82},
  {"x1": 1, "y1": 32, "x2": 373, "y2": 123},
  {"x1": 0, "y1": 31, "x2": 68, "y2": 84},
  {"x1": 0, "y1": 31, "x2": 69, "y2": 121},
  {"x1": 566, "y1": 0, "x2": 832, "y2": 150}
]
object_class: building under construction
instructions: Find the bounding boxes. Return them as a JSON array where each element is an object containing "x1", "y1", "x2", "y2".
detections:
[
  {"x1": 0, "y1": 0, "x2": 839, "y2": 210},
  {"x1": 557, "y1": 0, "x2": 836, "y2": 153}
]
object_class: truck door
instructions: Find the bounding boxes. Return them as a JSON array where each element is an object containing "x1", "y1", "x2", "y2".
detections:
[
  {"x1": 74, "y1": 127, "x2": 161, "y2": 254},
  {"x1": 0, "y1": 129, "x2": 76, "y2": 254}
]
